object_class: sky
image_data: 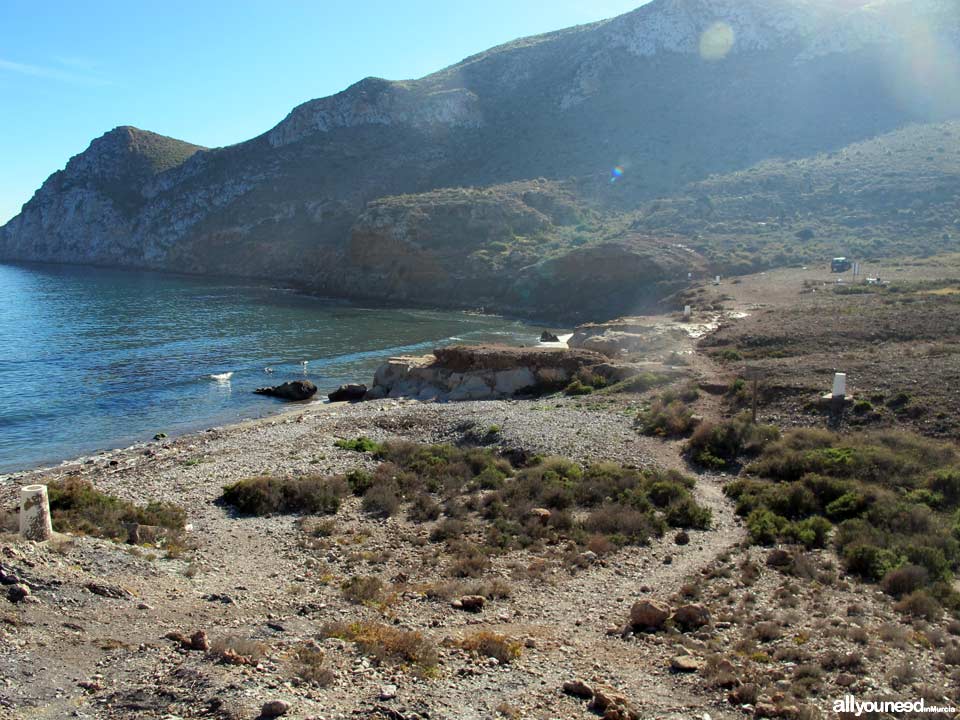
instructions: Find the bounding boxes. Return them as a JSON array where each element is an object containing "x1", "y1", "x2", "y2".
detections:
[{"x1": 0, "y1": 0, "x2": 649, "y2": 224}]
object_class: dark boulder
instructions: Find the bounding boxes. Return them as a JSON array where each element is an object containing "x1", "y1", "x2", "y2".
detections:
[
  {"x1": 328, "y1": 383, "x2": 367, "y2": 403},
  {"x1": 540, "y1": 331, "x2": 560, "y2": 343},
  {"x1": 254, "y1": 380, "x2": 317, "y2": 401}
]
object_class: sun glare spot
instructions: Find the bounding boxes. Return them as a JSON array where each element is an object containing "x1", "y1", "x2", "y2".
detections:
[
  {"x1": 699, "y1": 22, "x2": 735, "y2": 61},
  {"x1": 610, "y1": 165, "x2": 625, "y2": 183}
]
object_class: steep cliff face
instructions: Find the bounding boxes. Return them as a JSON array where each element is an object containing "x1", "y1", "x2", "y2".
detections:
[
  {"x1": 0, "y1": 127, "x2": 205, "y2": 265},
  {"x1": 2, "y1": 0, "x2": 959, "y2": 319}
]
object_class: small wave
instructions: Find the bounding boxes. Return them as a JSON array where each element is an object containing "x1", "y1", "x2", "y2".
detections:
[{"x1": 208, "y1": 372, "x2": 233, "y2": 381}]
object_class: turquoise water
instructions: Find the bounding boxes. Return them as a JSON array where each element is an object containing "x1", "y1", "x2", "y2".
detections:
[{"x1": 0, "y1": 263, "x2": 538, "y2": 473}]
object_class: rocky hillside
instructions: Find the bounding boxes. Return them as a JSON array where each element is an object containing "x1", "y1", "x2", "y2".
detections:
[{"x1": 2, "y1": 0, "x2": 959, "y2": 319}]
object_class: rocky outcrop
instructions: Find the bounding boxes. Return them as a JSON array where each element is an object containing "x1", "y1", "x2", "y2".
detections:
[
  {"x1": 570, "y1": 317, "x2": 696, "y2": 358},
  {"x1": 365, "y1": 344, "x2": 607, "y2": 402},
  {"x1": 328, "y1": 384, "x2": 367, "y2": 403},
  {"x1": 629, "y1": 599, "x2": 671, "y2": 631},
  {"x1": 254, "y1": 380, "x2": 318, "y2": 401}
]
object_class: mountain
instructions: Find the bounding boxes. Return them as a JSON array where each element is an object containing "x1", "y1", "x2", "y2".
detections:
[{"x1": 2, "y1": 0, "x2": 960, "y2": 320}]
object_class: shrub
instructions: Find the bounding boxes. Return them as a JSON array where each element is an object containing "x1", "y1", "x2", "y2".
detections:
[
  {"x1": 222, "y1": 475, "x2": 346, "y2": 515},
  {"x1": 346, "y1": 469, "x2": 374, "y2": 496},
  {"x1": 408, "y1": 494, "x2": 441, "y2": 522},
  {"x1": 430, "y1": 518, "x2": 467, "y2": 543},
  {"x1": 563, "y1": 380, "x2": 593, "y2": 396},
  {"x1": 639, "y1": 398, "x2": 697, "y2": 437},
  {"x1": 665, "y1": 497, "x2": 712, "y2": 529},
  {"x1": 928, "y1": 469, "x2": 960, "y2": 508},
  {"x1": 335, "y1": 437, "x2": 381, "y2": 453},
  {"x1": 843, "y1": 543, "x2": 900, "y2": 582},
  {"x1": 457, "y1": 631, "x2": 522, "y2": 664},
  {"x1": 209, "y1": 635, "x2": 268, "y2": 663},
  {"x1": 292, "y1": 644, "x2": 334, "y2": 686},
  {"x1": 341, "y1": 576, "x2": 386, "y2": 605},
  {"x1": 782, "y1": 516, "x2": 832, "y2": 549},
  {"x1": 320, "y1": 621, "x2": 437, "y2": 668},
  {"x1": 687, "y1": 415, "x2": 778, "y2": 469},
  {"x1": 821, "y1": 650, "x2": 863, "y2": 672},
  {"x1": 583, "y1": 504, "x2": 665, "y2": 543},
  {"x1": 733, "y1": 428, "x2": 960, "y2": 599},
  {"x1": 361, "y1": 483, "x2": 401, "y2": 518},
  {"x1": 881, "y1": 565, "x2": 930, "y2": 597},
  {"x1": 600, "y1": 372, "x2": 673, "y2": 394},
  {"x1": 753, "y1": 622, "x2": 781, "y2": 642},
  {"x1": 746, "y1": 508, "x2": 786, "y2": 545},
  {"x1": 894, "y1": 590, "x2": 942, "y2": 621},
  {"x1": 46, "y1": 478, "x2": 186, "y2": 540},
  {"x1": 449, "y1": 548, "x2": 491, "y2": 578}
]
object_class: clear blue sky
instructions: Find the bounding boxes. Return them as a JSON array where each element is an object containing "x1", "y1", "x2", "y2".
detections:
[{"x1": 0, "y1": 0, "x2": 648, "y2": 224}]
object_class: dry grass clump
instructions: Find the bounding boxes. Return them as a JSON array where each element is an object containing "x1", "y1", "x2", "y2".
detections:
[
  {"x1": 456, "y1": 631, "x2": 522, "y2": 664},
  {"x1": 221, "y1": 475, "x2": 347, "y2": 515},
  {"x1": 340, "y1": 575, "x2": 388, "y2": 605},
  {"x1": 291, "y1": 643, "x2": 334, "y2": 686},
  {"x1": 320, "y1": 621, "x2": 438, "y2": 669},
  {"x1": 423, "y1": 577, "x2": 512, "y2": 601},
  {"x1": 45, "y1": 477, "x2": 185, "y2": 541}
]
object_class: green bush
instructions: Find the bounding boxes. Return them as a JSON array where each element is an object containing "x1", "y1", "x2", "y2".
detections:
[
  {"x1": 222, "y1": 475, "x2": 346, "y2": 515},
  {"x1": 729, "y1": 427, "x2": 960, "y2": 614},
  {"x1": 47, "y1": 478, "x2": 186, "y2": 540},
  {"x1": 563, "y1": 379, "x2": 593, "y2": 396},
  {"x1": 346, "y1": 469, "x2": 375, "y2": 496},
  {"x1": 639, "y1": 398, "x2": 698, "y2": 437},
  {"x1": 746, "y1": 508, "x2": 786, "y2": 545},
  {"x1": 842, "y1": 543, "x2": 901, "y2": 582},
  {"x1": 782, "y1": 516, "x2": 832, "y2": 549},
  {"x1": 665, "y1": 497, "x2": 712, "y2": 529},
  {"x1": 335, "y1": 437, "x2": 382, "y2": 453},
  {"x1": 687, "y1": 415, "x2": 779, "y2": 469},
  {"x1": 928, "y1": 469, "x2": 960, "y2": 508}
]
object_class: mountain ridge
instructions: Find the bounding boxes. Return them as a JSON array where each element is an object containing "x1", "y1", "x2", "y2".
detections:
[{"x1": 3, "y1": 0, "x2": 959, "y2": 320}]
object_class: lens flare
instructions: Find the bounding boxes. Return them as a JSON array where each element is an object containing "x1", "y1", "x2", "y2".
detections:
[
  {"x1": 700, "y1": 22, "x2": 735, "y2": 61},
  {"x1": 610, "y1": 166, "x2": 625, "y2": 183}
]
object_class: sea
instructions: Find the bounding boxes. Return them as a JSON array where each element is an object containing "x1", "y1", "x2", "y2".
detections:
[{"x1": 0, "y1": 262, "x2": 541, "y2": 473}]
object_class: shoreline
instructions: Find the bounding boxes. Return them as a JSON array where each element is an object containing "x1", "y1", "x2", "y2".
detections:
[{"x1": 0, "y1": 394, "x2": 344, "y2": 484}]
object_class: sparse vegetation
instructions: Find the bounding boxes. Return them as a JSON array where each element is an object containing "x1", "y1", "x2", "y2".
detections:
[
  {"x1": 726, "y1": 427, "x2": 960, "y2": 614},
  {"x1": 686, "y1": 414, "x2": 779, "y2": 469},
  {"x1": 46, "y1": 477, "x2": 186, "y2": 541},
  {"x1": 320, "y1": 621, "x2": 438, "y2": 669},
  {"x1": 335, "y1": 437, "x2": 382, "y2": 453},
  {"x1": 221, "y1": 475, "x2": 347, "y2": 515},
  {"x1": 638, "y1": 386, "x2": 700, "y2": 438},
  {"x1": 456, "y1": 631, "x2": 522, "y2": 664}
]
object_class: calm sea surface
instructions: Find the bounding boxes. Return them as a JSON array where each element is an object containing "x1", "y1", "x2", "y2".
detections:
[{"x1": 0, "y1": 263, "x2": 539, "y2": 473}]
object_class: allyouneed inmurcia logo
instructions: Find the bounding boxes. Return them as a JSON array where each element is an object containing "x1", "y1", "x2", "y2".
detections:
[{"x1": 833, "y1": 695, "x2": 957, "y2": 716}]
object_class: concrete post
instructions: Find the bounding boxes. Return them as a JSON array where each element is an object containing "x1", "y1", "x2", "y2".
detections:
[
  {"x1": 832, "y1": 373, "x2": 847, "y2": 399},
  {"x1": 19, "y1": 485, "x2": 53, "y2": 542}
]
